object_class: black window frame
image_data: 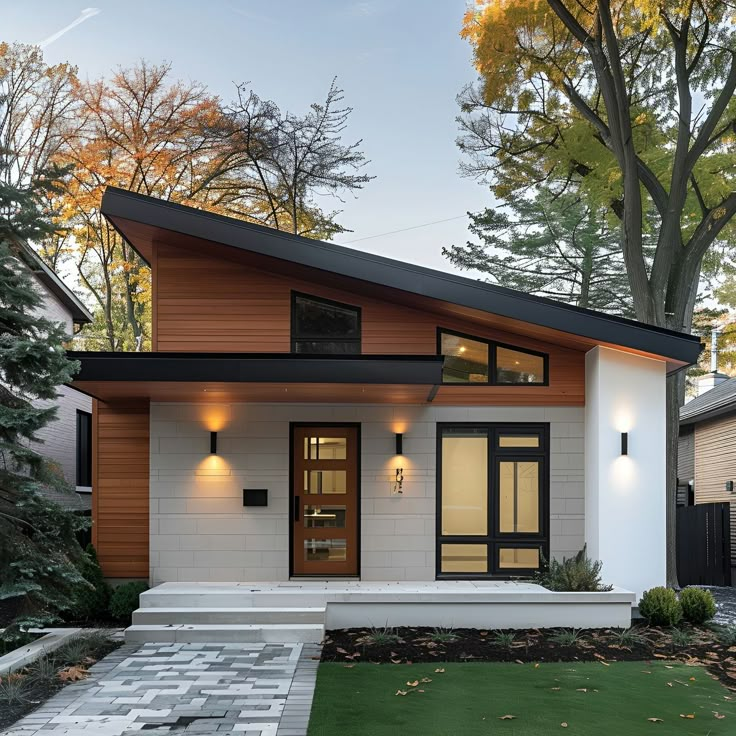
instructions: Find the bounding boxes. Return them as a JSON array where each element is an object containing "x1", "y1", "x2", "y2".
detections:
[
  {"x1": 435, "y1": 422, "x2": 550, "y2": 580},
  {"x1": 291, "y1": 291, "x2": 362, "y2": 354},
  {"x1": 76, "y1": 409, "x2": 92, "y2": 487},
  {"x1": 436, "y1": 327, "x2": 549, "y2": 386}
]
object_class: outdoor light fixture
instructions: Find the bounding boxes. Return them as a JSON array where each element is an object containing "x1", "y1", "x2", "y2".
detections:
[
  {"x1": 621, "y1": 432, "x2": 628, "y2": 456},
  {"x1": 726, "y1": 480, "x2": 734, "y2": 494},
  {"x1": 210, "y1": 431, "x2": 218, "y2": 454},
  {"x1": 395, "y1": 432, "x2": 403, "y2": 455}
]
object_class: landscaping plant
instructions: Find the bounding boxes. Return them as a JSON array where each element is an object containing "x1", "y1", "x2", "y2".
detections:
[
  {"x1": 0, "y1": 171, "x2": 87, "y2": 633},
  {"x1": 535, "y1": 546, "x2": 612, "y2": 592},
  {"x1": 67, "y1": 545, "x2": 111, "y2": 622},
  {"x1": 109, "y1": 581, "x2": 149, "y2": 622},
  {"x1": 638, "y1": 587, "x2": 683, "y2": 627},
  {"x1": 679, "y1": 587, "x2": 716, "y2": 625},
  {"x1": 669, "y1": 628, "x2": 692, "y2": 647}
]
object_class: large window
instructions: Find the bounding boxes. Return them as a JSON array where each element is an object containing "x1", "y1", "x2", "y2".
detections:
[
  {"x1": 437, "y1": 424, "x2": 549, "y2": 578},
  {"x1": 438, "y1": 329, "x2": 547, "y2": 385},
  {"x1": 291, "y1": 292, "x2": 361, "y2": 354},
  {"x1": 76, "y1": 410, "x2": 92, "y2": 487}
]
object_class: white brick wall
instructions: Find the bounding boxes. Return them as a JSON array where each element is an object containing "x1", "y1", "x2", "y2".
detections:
[{"x1": 149, "y1": 403, "x2": 584, "y2": 584}]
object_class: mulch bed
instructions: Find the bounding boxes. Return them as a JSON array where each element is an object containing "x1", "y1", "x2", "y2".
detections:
[
  {"x1": 0, "y1": 637, "x2": 122, "y2": 732},
  {"x1": 322, "y1": 625, "x2": 736, "y2": 691}
]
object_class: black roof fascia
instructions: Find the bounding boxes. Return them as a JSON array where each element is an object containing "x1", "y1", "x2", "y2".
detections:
[
  {"x1": 101, "y1": 187, "x2": 703, "y2": 368},
  {"x1": 15, "y1": 242, "x2": 93, "y2": 324},
  {"x1": 67, "y1": 351, "x2": 444, "y2": 385},
  {"x1": 679, "y1": 402, "x2": 736, "y2": 427}
]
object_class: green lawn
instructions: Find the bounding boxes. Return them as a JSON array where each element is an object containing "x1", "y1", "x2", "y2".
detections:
[{"x1": 307, "y1": 661, "x2": 736, "y2": 735}]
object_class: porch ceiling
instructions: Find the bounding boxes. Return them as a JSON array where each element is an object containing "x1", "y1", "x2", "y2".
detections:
[{"x1": 67, "y1": 351, "x2": 442, "y2": 403}]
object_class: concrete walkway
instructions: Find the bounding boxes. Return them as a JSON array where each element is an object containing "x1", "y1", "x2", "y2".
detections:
[{"x1": 2, "y1": 642, "x2": 320, "y2": 736}]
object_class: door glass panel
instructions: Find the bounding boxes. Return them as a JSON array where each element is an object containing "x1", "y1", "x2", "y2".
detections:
[
  {"x1": 440, "y1": 544, "x2": 488, "y2": 573},
  {"x1": 441, "y1": 430, "x2": 488, "y2": 536},
  {"x1": 305, "y1": 538, "x2": 347, "y2": 561},
  {"x1": 304, "y1": 436, "x2": 347, "y2": 460},
  {"x1": 304, "y1": 470, "x2": 347, "y2": 494},
  {"x1": 440, "y1": 332, "x2": 489, "y2": 383},
  {"x1": 499, "y1": 435, "x2": 540, "y2": 448},
  {"x1": 496, "y1": 346, "x2": 545, "y2": 384},
  {"x1": 499, "y1": 461, "x2": 540, "y2": 533},
  {"x1": 304, "y1": 505, "x2": 346, "y2": 528},
  {"x1": 499, "y1": 547, "x2": 540, "y2": 569}
]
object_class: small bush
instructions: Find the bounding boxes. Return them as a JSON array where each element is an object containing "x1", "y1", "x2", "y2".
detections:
[
  {"x1": 638, "y1": 587, "x2": 682, "y2": 627},
  {"x1": 679, "y1": 587, "x2": 716, "y2": 625},
  {"x1": 716, "y1": 626, "x2": 736, "y2": 646},
  {"x1": 358, "y1": 626, "x2": 401, "y2": 647},
  {"x1": 108, "y1": 581, "x2": 148, "y2": 622},
  {"x1": 429, "y1": 627, "x2": 458, "y2": 643},
  {"x1": 669, "y1": 627, "x2": 692, "y2": 647},
  {"x1": 609, "y1": 627, "x2": 648, "y2": 647},
  {"x1": 535, "y1": 546, "x2": 613, "y2": 592},
  {"x1": 492, "y1": 631, "x2": 516, "y2": 648},
  {"x1": 67, "y1": 544, "x2": 111, "y2": 621},
  {"x1": 549, "y1": 628, "x2": 584, "y2": 646}
]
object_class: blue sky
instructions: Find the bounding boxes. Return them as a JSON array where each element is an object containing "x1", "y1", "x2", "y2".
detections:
[{"x1": 5, "y1": 1, "x2": 491, "y2": 273}]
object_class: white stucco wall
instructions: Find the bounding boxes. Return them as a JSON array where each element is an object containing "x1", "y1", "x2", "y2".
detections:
[
  {"x1": 148, "y1": 403, "x2": 584, "y2": 584},
  {"x1": 584, "y1": 346, "x2": 667, "y2": 598}
]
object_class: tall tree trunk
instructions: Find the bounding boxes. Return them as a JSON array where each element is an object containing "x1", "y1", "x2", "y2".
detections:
[{"x1": 665, "y1": 370, "x2": 687, "y2": 588}]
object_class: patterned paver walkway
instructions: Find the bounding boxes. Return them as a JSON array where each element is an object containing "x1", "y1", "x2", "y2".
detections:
[{"x1": 2, "y1": 642, "x2": 320, "y2": 736}]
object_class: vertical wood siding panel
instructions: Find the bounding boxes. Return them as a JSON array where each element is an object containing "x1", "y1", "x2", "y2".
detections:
[{"x1": 94, "y1": 402, "x2": 149, "y2": 578}]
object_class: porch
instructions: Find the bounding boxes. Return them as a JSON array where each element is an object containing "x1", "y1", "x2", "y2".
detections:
[{"x1": 126, "y1": 580, "x2": 636, "y2": 644}]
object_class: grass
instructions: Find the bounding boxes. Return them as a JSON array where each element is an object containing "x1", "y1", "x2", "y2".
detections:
[{"x1": 307, "y1": 661, "x2": 736, "y2": 736}]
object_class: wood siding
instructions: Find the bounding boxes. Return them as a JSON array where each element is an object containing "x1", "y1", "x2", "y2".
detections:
[
  {"x1": 93, "y1": 401, "x2": 149, "y2": 578},
  {"x1": 153, "y1": 243, "x2": 585, "y2": 405},
  {"x1": 694, "y1": 415, "x2": 736, "y2": 566}
]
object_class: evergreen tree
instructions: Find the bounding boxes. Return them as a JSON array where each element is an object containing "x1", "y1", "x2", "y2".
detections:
[
  {"x1": 0, "y1": 171, "x2": 86, "y2": 628},
  {"x1": 444, "y1": 190, "x2": 641, "y2": 317}
]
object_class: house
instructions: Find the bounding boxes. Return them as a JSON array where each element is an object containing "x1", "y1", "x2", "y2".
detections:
[
  {"x1": 67, "y1": 187, "x2": 701, "y2": 626},
  {"x1": 14, "y1": 240, "x2": 94, "y2": 512},
  {"x1": 679, "y1": 373, "x2": 736, "y2": 577}
]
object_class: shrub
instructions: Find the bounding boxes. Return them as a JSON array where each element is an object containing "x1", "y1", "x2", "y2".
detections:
[
  {"x1": 535, "y1": 546, "x2": 613, "y2": 592},
  {"x1": 549, "y1": 628, "x2": 584, "y2": 646},
  {"x1": 679, "y1": 587, "x2": 716, "y2": 625},
  {"x1": 609, "y1": 627, "x2": 648, "y2": 647},
  {"x1": 66, "y1": 544, "x2": 110, "y2": 621},
  {"x1": 357, "y1": 626, "x2": 401, "y2": 646},
  {"x1": 669, "y1": 627, "x2": 692, "y2": 647},
  {"x1": 108, "y1": 581, "x2": 148, "y2": 622},
  {"x1": 492, "y1": 631, "x2": 516, "y2": 648},
  {"x1": 716, "y1": 626, "x2": 736, "y2": 646},
  {"x1": 429, "y1": 627, "x2": 459, "y2": 643},
  {"x1": 638, "y1": 587, "x2": 682, "y2": 627}
]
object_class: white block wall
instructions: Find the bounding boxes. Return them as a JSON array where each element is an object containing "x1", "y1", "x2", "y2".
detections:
[
  {"x1": 585, "y1": 346, "x2": 666, "y2": 598},
  {"x1": 149, "y1": 403, "x2": 585, "y2": 584}
]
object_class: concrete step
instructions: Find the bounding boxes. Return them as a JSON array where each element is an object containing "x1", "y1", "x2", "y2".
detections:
[
  {"x1": 132, "y1": 606, "x2": 326, "y2": 625},
  {"x1": 125, "y1": 623, "x2": 325, "y2": 644},
  {"x1": 140, "y1": 591, "x2": 332, "y2": 608}
]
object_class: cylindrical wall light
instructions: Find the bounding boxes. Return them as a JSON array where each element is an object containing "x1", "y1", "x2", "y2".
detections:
[
  {"x1": 210, "y1": 431, "x2": 218, "y2": 454},
  {"x1": 621, "y1": 432, "x2": 628, "y2": 456},
  {"x1": 395, "y1": 433, "x2": 403, "y2": 455}
]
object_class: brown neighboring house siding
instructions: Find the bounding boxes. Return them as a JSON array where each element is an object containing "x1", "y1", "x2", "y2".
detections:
[
  {"x1": 694, "y1": 415, "x2": 736, "y2": 566},
  {"x1": 152, "y1": 242, "x2": 585, "y2": 405},
  {"x1": 92, "y1": 400, "x2": 149, "y2": 578}
]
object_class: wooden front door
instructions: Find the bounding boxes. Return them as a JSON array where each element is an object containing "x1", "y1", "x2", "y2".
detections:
[{"x1": 292, "y1": 425, "x2": 359, "y2": 576}]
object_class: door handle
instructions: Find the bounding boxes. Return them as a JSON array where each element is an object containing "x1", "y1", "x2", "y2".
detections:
[{"x1": 294, "y1": 495, "x2": 300, "y2": 522}]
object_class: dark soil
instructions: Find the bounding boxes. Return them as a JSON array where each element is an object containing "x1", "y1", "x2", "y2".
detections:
[
  {"x1": 0, "y1": 637, "x2": 122, "y2": 732},
  {"x1": 322, "y1": 625, "x2": 736, "y2": 691}
]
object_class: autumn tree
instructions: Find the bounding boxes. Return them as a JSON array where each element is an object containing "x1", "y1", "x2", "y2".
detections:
[
  {"x1": 444, "y1": 189, "x2": 641, "y2": 316},
  {"x1": 459, "y1": 0, "x2": 736, "y2": 584}
]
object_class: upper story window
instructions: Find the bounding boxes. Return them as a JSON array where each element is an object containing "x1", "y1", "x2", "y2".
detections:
[
  {"x1": 291, "y1": 292, "x2": 361, "y2": 354},
  {"x1": 438, "y1": 329, "x2": 547, "y2": 385},
  {"x1": 76, "y1": 410, "x2": 92, "y2": 487}
]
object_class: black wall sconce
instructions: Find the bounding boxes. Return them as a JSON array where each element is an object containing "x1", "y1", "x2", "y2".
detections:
[
  {"x1": 210, "y1": 431, "x2": 218, "y2": 454},
  {"x1": 726, "y1": 480, "x2": 734, "y2": 494},
  {"x1": 395, "y1": 433, "x2": 403, "y2": 455},
  {"x1": 620, "y1": 432, "x2": 628, "y2": 456}
]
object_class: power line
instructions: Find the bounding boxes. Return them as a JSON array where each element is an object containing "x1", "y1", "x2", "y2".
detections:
[{"x1": 343, "y1": 214, "x2": 469, "y2": 244}]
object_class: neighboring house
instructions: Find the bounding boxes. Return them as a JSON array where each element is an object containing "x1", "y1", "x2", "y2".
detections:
[
  {"x1": 679, "y1": 375, "x2": 736, "y2": 573},
  {"x1": 67, "y1": 187, "x2": 701, "y2": 598},
  {"x1": 14, "y1": 241, "x2": 94, "y2": 512}
]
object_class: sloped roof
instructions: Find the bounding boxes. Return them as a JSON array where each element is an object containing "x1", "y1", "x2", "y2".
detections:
[
  {"x1": 680, "y1": 375, "x2": 736, "y2": 425},
  {"x1": 100, "y1": 186, "x2": 702, "y2": 370}
]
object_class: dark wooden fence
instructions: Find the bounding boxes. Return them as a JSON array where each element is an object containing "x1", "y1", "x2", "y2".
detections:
[{"x1": 677, "y1": 502, "x2": 732, "y2": 587}]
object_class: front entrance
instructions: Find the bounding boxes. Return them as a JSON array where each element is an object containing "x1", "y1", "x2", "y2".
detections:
[{"x1": 291, "y1": 425, "x2": 360, "y2": 576}]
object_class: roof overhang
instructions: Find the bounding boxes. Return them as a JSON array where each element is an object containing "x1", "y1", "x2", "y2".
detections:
[
  {"x1": 68, "y1": 352, "x2": 444, "y2": 403},
  {"x1": 100, "y1": 187, "x2": 703, "y2": 373}
]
